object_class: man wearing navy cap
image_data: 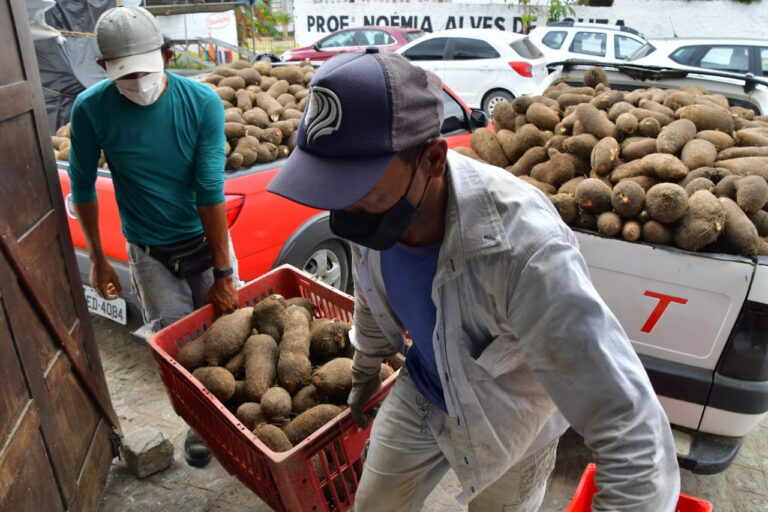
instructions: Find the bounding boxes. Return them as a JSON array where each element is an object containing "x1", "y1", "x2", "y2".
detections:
[{"x1": 268, "y1": 48, "x2": 680, "y2": 511}]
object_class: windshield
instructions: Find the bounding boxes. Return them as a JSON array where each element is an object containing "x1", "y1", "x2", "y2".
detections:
[
  {"x1": 405, "y1": 31, "x2": 425, "y2": 42},
  {"x1": 628, "y1": 42, "x2": 656, "y2": 61}
]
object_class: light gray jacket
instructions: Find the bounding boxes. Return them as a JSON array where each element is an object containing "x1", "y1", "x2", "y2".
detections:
[{"x1": 350, "y1": 150, "x2": 680, "y2": 511}]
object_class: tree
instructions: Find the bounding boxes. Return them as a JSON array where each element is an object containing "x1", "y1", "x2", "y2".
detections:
[{"x1": 515, "y1": 0, "x2": 578, "y2": 34}]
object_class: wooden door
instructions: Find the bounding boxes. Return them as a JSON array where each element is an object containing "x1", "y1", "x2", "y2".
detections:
[{"x1": 0, "y1": 0, "x2": 120, "y2": 510}]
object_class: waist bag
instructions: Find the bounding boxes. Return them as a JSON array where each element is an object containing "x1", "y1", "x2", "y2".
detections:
[{"x1": 140, "y1": 234, "x2": 213, "y2": 279}]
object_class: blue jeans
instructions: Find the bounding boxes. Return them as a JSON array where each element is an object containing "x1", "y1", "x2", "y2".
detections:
[{"x1": 126, "y1": 236, "x2": 240, "y2": 332}]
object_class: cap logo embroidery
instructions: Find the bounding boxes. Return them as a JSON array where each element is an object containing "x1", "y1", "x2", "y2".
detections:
[{"x1": 304, "y1": 86, "x2": 342, "y2": 144}]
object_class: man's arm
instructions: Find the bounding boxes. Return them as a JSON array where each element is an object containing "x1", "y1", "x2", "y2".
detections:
[
  {"x1": 198, "y1": 203, "x2": 237, "y2": 314},
  {"x1": 507, "y1": 227, "x2": 680, "y2": 511},
  {"x1": 72, "y1": 200, "x2": 123, "y2": 299}
]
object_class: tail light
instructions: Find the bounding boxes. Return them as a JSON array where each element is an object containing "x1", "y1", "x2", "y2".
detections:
[
  {"x1": 718, "y1": 300, "x2": 768, "y2": 381},
  {"x1": 509, "y1": 61, "x2": 532, "y2": 77},
  {"x1": 225, "y1": 194, "x2": 244, "y2": 227}
]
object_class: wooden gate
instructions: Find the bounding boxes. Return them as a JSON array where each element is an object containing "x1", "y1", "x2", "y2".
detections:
[{"x1": 0, "y1": 0, "x2": 120, "y2": 510}]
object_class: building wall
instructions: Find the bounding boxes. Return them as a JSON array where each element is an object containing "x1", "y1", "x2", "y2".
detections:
[{"x1": 292, "y1": 0, "x2": 768, "y2": 46}]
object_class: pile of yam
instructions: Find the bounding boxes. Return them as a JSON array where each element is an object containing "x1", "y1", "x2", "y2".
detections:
[
  {"x1": 175, "y1": 293, "x2": 396, "y2": 454},
  {"x1": 459, "y1": 67, "x2": 768, "y2": 257},
  {"x1": 51, "y1": 59, "x2": 315, "y2": 172}
]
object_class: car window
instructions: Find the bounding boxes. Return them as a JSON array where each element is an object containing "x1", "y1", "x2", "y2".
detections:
[
  {"x1": 442, "y1": 90, "x2": 467, "y2": 133},
  {"x1": 570, "y1": 32, "x2": 607, "y2": 57},
  {"x1": 402, "y1": 38, "x2": 449, "y2": 60},
  {"x1": 320, "y1": 31, "x2": 357, "y2": 48},
  {"x1": 450, "y1": 38, "x2": 499, "y2": 60},
  {"x1": 628, "y1": 42, "x2": 656, "y2": 60},
  {"x1": 357, "y1": 30, "x2": 395, "y2": 46},
  {"x1": 510, "y1": 37, "x2": 544, "y2": 59},
  {"x1": 615, "y1": 35, "x2": 644, "y2": 60},
  {"x1": 699, "y1": 46, "x2": 750, "y2": 73},
  {"x1": 761, "y1": 47, "x2": 768, "y2": 76},
  {"x1": 669, "y1": 46, "x2": 701, "y2": 65},
  {"x1": 404, "y1": 31, "x2": 425, "y2": 42},
  {"x1": 541, "y1": 31, "x2": 567, "y2": 50}
]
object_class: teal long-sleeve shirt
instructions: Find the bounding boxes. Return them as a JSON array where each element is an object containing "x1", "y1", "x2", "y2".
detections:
[{"x1": 68, "y1": 71, "x2": 225, "y2": 245}]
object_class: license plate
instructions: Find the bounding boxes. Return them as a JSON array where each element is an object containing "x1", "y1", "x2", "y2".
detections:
[{"x1": 83, "y1": 285, "x2": 127, "y2": 325}]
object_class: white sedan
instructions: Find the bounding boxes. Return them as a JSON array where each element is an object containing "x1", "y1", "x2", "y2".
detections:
[{"x1": 397, "y1": 28, "x2": 554, "y2": 115}]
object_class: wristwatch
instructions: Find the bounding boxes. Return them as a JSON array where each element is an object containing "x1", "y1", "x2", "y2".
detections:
[{"x1": 213, "y1": 266, "x2": 234, "y2": 279}]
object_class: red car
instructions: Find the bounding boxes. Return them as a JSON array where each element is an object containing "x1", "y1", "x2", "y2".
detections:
[
  {"x1": 281, "y1": 26, "x2": 424, "y2": 62},
  {"x1": 57, "y1": 84, "x2": 487, "y2": 331}
]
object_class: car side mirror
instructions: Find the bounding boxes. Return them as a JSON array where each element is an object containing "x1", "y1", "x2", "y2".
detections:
[
  {"x1": 469, "y1": 109, "x2": 488, "y2": 129},
  {"x1": 441, "y1": 115, "x2": 463, "y2": 134},
  {"x1": 313, "y1": 43, "x2": 321, "y2": 51}
]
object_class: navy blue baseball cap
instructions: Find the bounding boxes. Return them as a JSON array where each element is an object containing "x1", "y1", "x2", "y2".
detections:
[{"x1": 267, "y1": 48, "x2": 444, "y2": 210}]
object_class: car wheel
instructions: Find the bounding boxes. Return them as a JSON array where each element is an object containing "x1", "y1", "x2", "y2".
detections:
[
  {"x1": 482, "y1": 90, "x2": 514, "y2": 116},
  {"x1": 300, "y1": 240, "x2": 350, "y2": 292}
]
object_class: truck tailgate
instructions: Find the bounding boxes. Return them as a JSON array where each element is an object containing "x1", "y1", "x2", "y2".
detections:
[{"x1": 575, "y1": 231, "x2": 755, "y2": 371}]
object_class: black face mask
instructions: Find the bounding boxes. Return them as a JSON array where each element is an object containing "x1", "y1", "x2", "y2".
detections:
[{"x1": 330, "y1": 151, "x2": 431, "y2": 251}]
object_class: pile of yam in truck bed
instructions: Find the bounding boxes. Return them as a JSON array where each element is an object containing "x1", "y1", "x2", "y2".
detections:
[
  {"x1": 50, "y1": 59, "x2": 314, "y2": 171},
  {"x1": 460, "y1": 67, "x2": 768, "y2": 257},
  {"x1": 175, "y1": 295, "x2": 396, "y2": 453}
]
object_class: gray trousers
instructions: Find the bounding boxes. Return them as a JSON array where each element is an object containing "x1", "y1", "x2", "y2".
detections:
[
  {"x1": 354, "y1": 369, "x2": 558, "y2": 512},
  {"x1": 126, "y1": 236, "x2": 240, "y2": 332}
]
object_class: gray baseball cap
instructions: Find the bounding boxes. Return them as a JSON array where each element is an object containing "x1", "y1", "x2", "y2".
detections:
[
  {"x1": 267, "y1": 49, "x2": 444, "y2": 211},
  {"x1": 95, "y1": 5, "x2": 164, "y2": 80}
]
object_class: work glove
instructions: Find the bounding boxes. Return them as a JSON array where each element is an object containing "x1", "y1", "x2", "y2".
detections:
[{"x1": 348, "y1": 366, "x2": 382, "y2": 430}]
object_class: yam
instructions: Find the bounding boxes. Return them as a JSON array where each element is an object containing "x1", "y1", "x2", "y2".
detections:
[
  {"x1": 575, "y1": 103, "x2": 617, "y2": 139},
  {"x1": 205, "y1": 307, "x2": 254, "y2": 366},
  {"x1": 518, "y1": 176, "x2": 556, "y2": 195},
  {"x1": 236, "y1": 402, "x2": 266, "y2": 430},
  {"x1": 255, "y1": 92, "x2": 284, "y2": 121},
  {"x1": 252, "y1": 295, "x2": 287, "y2": 342},
  {"x1": 243, "y1": 108, "x2": 270, "y2": 128},
  {"x1": 493, "y1": 102, "x2": 518, "y2": 130},
  {"x1": 557, "y1": 93, "x2": 593, "y2": 109},
  {"x1": 735, "y1": 130, "x2": 768, "y2": 147},
  {"x1": 530, "y1": 148, "x2": 576, "y2": 186},
  {"x1": 638, "y1": 99, "x2": 676, "y2": 119},
  {"x1": 680, "y1": 167, "x2": 731, "y2": 188},
  {"x1": 637, "y1": 117, "x2": 661, "y2": 138},
  {"x1": 219, "y1": 76, "x2": 246, "y2": 90},
  {"x1": 254, "y1": 423, "x2": 292, "y2": 452},
  {"x1": 310, "y1": 318, "x2": 350, "y2": 362},
  {"x1": 718, "y1": 147, "x2": 768, "y2": 160},
  {"x1": 558, "y1": 176, "x2": 586, "y2": 195},
  {"x1": 238, "y1": 68, "x2": 261, "y2": 86},
  {"x1": 676, "y1": 104, "x2": 734, "y2": 133},
  {"x1": 643, "y1": 220, "x2": 673, "y2": 245},
  {"x1": 615, "y1": 113, "x2": 638, "y2": 136},
  {"x1": 590, "y1": 90, "x2": 624, "y2": 111},
  {"x1": 720, "y1": 197, "x2": 759, "y2": 256},
  {"x1": 749, "y1": 210, "x2": 768, "y2": 237},
  {"x1": 574, "y1": 211, "x2": 597, "y2": 231},
  {"x1": 680, "y1": 139, "x2": 718, "y2": 171},
  {"x1": 608, "y1": 102, "x2": 634, "y2": 122},
  {"x1": 455, "y1": 146, "x2": 483, "y2": 161},
  {"x1": 696, "y1": 130, "x2": 734, "y2": 150},
  {"x1": 507, "y1": 146, "x2": 547, "y2": 176},
  {"x1": 284, "y1": 404, "x2": 342, "y2": 445},
  {"x1": 224, "y1": 351, "x2": 245, "y2": 379},
  {"x1": 526, "y1": 102, "x2": 560, "y2": 131},
  {"x1": 192, "y1": 366, "x2": 236, "y2": 402},
  {"x1": 470, "y1": 128, "x2": 509, "y2": 168},
  {"x1": 684, "y1": 177, "x2": 715, "y2": 197},
  {"x1": 629, "y1": 108, "x2": 673, "y2": 127},
  {"x1": 663, "y1": 90, "x2": 696, "y2": 111},
  {"x1": 502, "y1": 124, "x2": 546, "y2": 161},
  {"x1": 549, "y1": 193, "x2": 579, "y2": 225},
  {"x1": 176, "y1": 335, "x2": 207, "y2": 372},
  {"x1": 244, "y1": 333, "x2": 279, "y2": 402},
  {"x1": 575, "y1": 178, "x2": 612, "y2": 214},
  {"x1": 641, "y1": 153, "x2": 689, "y2": 181},
  {"x1": 597, "y1": 212, "x2": 623, "y2": 236},
  {"x1": 261, "y1": 386, "x2": 292, "y2": 423},
  {"x1": 270, "y1": 65, "x2": 305, "y2": 85},
  {"x1": 292, "y1": 385, "x2": 327, "y2": 415},
  {"x1": 312, "y1": 357, "x2": 353, "y2": 398},
  {"x1": 656, "y1": 119, "x2": 697, "y2": 155},
  {"x1": 622, "y1": 220, "x2": 642, "y2": 242},
  {"x1": 590, "y1": 137, "x2": 620, "y2": 175},
  {"x1": 645, "y1": 183, "x2": 688, "y2": 223},
  {"x1": 562, "y1": 133, "x2": 598, "y2": 160},
  {"x1": 621, "y1": 137, "x2": 657, "y2": 161},
  {"x1": 611, "y1": 181, "x2": 645, "y2": 218},
  {"x1": 715, "y1": 157, "x2": 768, "y2": 180},
  {"x1": 714, "y1": 175, "x2": 740, "y2": 200},
  {"x1": 735, "y1": 175, "x2": 768, "y2": 214},
  {"x1": 277, "y1": 351, "x2": 312, "y2": 393},
  {"x1": 674, "y1": 190, "x2": 725, "y2": 251},
  {"x1": 583, "y1": 67, "x2": 608, "y2": 88}
]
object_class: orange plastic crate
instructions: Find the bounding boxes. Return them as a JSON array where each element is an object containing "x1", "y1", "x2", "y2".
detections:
[
  {"x1": 566, "y1": 463, "x2": 713, "y2": 512},
  {"x1": 149, "y1": 265, "x2": 395, "y2": 512}
]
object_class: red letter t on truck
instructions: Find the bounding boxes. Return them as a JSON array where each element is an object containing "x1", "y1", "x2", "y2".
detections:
[{"x1": 641, "y1": 291, "x2": 688, "y2": 333}]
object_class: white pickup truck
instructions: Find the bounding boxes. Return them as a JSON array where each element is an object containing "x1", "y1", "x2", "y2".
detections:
[{"x1": 547, "y1": 62, "x2": 768, "y2": 474}]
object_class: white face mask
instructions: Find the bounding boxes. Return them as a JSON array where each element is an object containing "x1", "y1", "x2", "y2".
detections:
[{"x1": 115, "y1": 71, "x2": 166, "y2": 106}]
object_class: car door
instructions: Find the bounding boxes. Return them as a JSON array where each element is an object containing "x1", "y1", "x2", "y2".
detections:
[
  {"x1": 400, "y1": 37, "x2": 451, "y2": 80},
  {"x1": 568, "y1": 31, "x2": 608, "y2": 61},
  {"x1": 441, "y1": 37, "x2": 502, "y2": 108},
  {"x1": 312, "y1": 30, "x2": 362, "y2": 60}
]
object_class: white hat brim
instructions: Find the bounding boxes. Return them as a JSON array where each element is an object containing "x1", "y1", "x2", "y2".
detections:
[{"x1": 105, "y1": 49, "x2": 163, "y2": 81}]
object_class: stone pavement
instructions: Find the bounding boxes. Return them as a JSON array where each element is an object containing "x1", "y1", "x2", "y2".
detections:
[{"x1": 92, "y1": 316, "x2": 767, "y2": 511}]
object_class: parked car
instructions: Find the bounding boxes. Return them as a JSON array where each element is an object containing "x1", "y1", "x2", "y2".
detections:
[
  {"x1": 57, "y1": 82, "x2": 487, "y2": 332},
  {"x1": 528, "y1": 20, "x2": 649, "y2": 64},
  {"x1": 280, "y1": 26, "x2": 424, "y2": 62},
  {"x1": 397, "y1": 28, "x2": 554, "y2": 115},
  {"x1": 629, "y1": 38, "x2": 768, "y2": 77}
]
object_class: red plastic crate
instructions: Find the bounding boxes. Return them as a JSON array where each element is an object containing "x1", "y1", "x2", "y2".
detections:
[
  {"x1": 566, "y1": 463, "x2": 713, "y2": 512},
  {"x1": 149, "y1": 265, "x2": 396, "y2": 512}
]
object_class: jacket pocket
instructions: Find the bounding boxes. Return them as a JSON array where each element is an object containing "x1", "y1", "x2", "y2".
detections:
[{"x1": 467, "y1": 334, "x2": 524, "y2": 380}]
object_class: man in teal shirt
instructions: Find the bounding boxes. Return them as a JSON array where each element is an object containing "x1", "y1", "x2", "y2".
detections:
[{"x1": 68, "y1": 5, "x2": 238, "y2": 467}]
